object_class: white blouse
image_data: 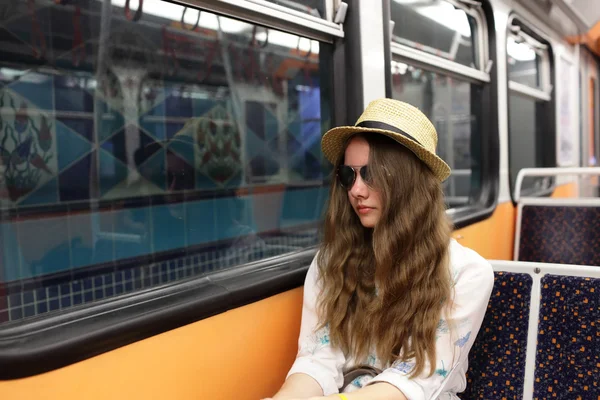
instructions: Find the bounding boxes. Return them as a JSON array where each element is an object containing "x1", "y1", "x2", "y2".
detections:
[{"x1": 285, "y1": 239, "x2": 494, "y2": 399}]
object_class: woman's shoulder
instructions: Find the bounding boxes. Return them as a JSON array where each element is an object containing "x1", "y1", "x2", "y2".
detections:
[{"x1": 447, "y1": 239, "x2": 494, "y2": 285}]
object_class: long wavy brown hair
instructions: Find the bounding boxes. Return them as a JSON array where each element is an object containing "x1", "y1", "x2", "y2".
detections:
[{"x1": 316, "y1": 133, "x2": 453, "y2": 378}]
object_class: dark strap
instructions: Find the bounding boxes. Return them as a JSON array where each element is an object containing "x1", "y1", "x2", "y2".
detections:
[
  {"x1": 342, "y1": 365, "x2": 383, "y2": 389},
  {"x1": 356, "y1": 120, "x2": 422, "y2": 146}
]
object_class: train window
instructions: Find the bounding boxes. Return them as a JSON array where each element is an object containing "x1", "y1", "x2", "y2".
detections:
[
  {"x1": 263, "y1": 0, "x2": 326, "y2": 19},
  {"x1": 507, "y1": 20, "x2": 554, "y2": 196},
  {"x1": 391, "y1": 63, "x2": 483, "y2": 207},
  {"x1": 0, "y1": 0, "x2": 333, "y2": 325},
  {"x1": 389, "y1": 0, "x2": 494, "y2": 216},
  {"x1": 390, "y1": 0, "x2": 484, "y2": 70}
]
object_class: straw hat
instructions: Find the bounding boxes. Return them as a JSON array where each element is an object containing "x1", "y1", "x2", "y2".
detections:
[{"x1": 321, "y1": 98, "x2": 451, "y2": 181}]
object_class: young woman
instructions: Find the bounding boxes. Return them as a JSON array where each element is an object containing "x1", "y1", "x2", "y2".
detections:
[{"x1": 265, "y1": 99, "x2": 494, "y2": 400}]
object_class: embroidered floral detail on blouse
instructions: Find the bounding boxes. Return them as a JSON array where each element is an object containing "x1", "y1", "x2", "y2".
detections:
[
  {"x1": 300, "y1": 325, "x2": 331, "y2": 355},
  {"x1": 454, "y1": 331, "x2": 471, "y2": 348},
  {"x1": 351, "y1": 374, "x2": 372, "y2": 389},
  {"x1": 435, "y1": 361, "x2": 449, "y2": 378},
  {"x1": 437, "y1": 319, "x2": 450, "y2": 334},
  {"x1": 392, "y1": 360, "x2": 415, "y2": 374},
  {"x1": 367, "y1": 354, "x2": 377, "y2": 367}
]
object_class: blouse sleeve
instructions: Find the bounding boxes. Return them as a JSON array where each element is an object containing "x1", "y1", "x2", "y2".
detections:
[
  {"x1": 366, "y1": 246, "x2": 494, "y2": 400},
  {"x1": 285, "y1": 253, "x2": 346, "y2": 395}
]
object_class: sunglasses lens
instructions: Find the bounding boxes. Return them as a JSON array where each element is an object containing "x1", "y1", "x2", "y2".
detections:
[
  {"x1": 359, "y1": 166, "x2": 371, "y2": 186},
  {"x1": 338, "y1": 165, "x2": 356, "y2": 188}
]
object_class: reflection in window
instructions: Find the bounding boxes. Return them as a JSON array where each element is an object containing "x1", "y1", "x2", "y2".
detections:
[
  {"x1": 507, "y1": 26, "x2": 552, "y2": 195},
  {"x1": 391, "y1": 0, "x2": 479, "y2": 68},
  {"x1": 508, "y1": 94, "x2": 550, "y2": 193},
  {"x1": 264, "y1": 0, "x2": 325, "y2": 18},
  {"x1": 0, "y1": 0, "x2": 332, "y2": 324},
  {"x1": 507, "y1": 36, "x2": 542, "y2": 89},
  {"x1": 391, "y1": 62, "x2": 482, "y2": 208}
]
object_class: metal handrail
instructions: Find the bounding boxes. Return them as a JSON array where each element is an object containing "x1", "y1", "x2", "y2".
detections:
[{"x1": 514, "y1": 167, "x2": 600, "y2": 202}]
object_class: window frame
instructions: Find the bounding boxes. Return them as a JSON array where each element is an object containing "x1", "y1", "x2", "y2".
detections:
[
  {"x1": 506, "y1": 14, "x2": 557, "y2": 202},
  {"x1": 385, "y1": 0, "x2": 499, "y2": 229},
  {"x1": 0, "y1": 0, "x2": 350, "y2": 379}
]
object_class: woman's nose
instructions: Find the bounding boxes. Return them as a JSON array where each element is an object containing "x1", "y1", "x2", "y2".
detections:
[{"x1": 349, "y1": 174, "x2": 368, "y2": 198}]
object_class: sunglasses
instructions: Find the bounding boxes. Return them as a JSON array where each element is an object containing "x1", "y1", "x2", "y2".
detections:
[{"x1": 337, "y1": 165, "x2": 373, "y2": 189}]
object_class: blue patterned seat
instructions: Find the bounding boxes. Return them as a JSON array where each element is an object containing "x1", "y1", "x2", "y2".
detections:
[
  {"x1": 517, "y1": 205, "x2": 600, "y2": 266},
  {"x1": 534, "y1": 275, "x2": 599, "y2": 399},
  {"x1": 462, "y1": 272, "x2": 532, "y2": 400}
]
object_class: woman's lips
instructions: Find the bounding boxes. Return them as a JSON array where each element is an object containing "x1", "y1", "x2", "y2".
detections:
[{"x1": 357, "y1": 206, "x2": 373, "y2": 214}]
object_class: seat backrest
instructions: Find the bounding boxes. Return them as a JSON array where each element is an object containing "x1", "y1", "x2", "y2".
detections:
[
  {"x1": 515, "y1": 202, "x2": 600, "y2": 266},
  {"x1": 462, "y1": 261, "x2": 600, "y2": 400},
  {"x1": 462, "y1": 271, "x2": 532, "y2": 399}
]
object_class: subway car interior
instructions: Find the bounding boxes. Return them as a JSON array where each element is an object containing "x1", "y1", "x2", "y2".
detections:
[{"x1": 0, "y1": 0, "x2": 599, "y2": 398}]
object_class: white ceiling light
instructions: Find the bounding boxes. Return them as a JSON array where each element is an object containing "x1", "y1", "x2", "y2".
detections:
[
  {"x1": 507, "y1": 36, "x2": 536, "y2": 61},
  {"x1": 109, "y1": 0, "x2": 250, "y2": 33},
  {"x1": 416, "y1": 2, "x2": 472, "y2": 38}
]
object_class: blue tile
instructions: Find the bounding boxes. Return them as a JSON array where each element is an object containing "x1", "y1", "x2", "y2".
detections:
[
  {"x1": 139, "y1": 118, "x2": 166, "y2": 142},
  {"x1": 169, "y1": 261, "x2": 176, "y2": 270},
  {"x1": 0, "y1": 223, "x2": 25, "y2": 281},
  {"x1": 18, "y1": 216, "x2": 71, "y2": 277},
  {"x1": 24, "y1": 305, "x2": 36, "y2": 318},
  {"x1": 105, "y1": 287, "x2": 114, "y2": 297},
  {"x1": 49, "y1": 299, "x2": 60, "y2": 311},
  {"x1": 37, "y1": 302, "x2": 47, "y2": 314},
  {"x1": 151, "y1": 265, "x2": 159, "y2": 275},
  {"x1": 165, "y1": 93, "x2": 192, "y2": 118},
  {"x1": 134, "y1": 280, "x2": 142, "y2": 290},
  {"x1": 160, "y1": 263, "x2": 168, "y2": 275},
  {"x1": 186, "y1": 199, "x2": 216, "y2": 246},
  {"x1": 134, "y1": 268, "x2": 141, "y2": 279},
  {"x1": 166, "y1": 122, "x2": 185, "y2": 140},
  {"x1": 9, "y1": 73, "x2": 53, "y2": 110},
  {"x1": 72, "y1": 281, "x2": 81, "y2": 292},
  {"x1": 214, "y1": 197, "x2": 255, "y2": 241},
  {"x1": 138, "y1": 148, "x2": 166, "y2": 191},
  {"x1": 8, "y1": 293, "x2": 22, "y2": 307},
  {"x1": 83, "y1": 279, "x2": 93, "y2": 291},
  {"x1": 98, "y1": 148, "x2": 129, "y2": 197},
  {"x1": 96, "y1": 100, "x2": 125, "y2": 143},
  {"x1": 23, "y1": 291, "x2": 34, "y2": 304},
  {"x1": 152, "y1": 276, "x2": 159, "y2": 285},
  {"x1": 10, "y1": 308, "x2": 23, "y2": 321},
  {"x1": 177, "y1": 260, "x2": 183, "y2": 268},
  {"x1": 69, "y1": 224, "x2": 95, "y2": 269},
  {"x1": 48, "y1": 286, "x2": 59, "y2": 298},
  {"x1": 124, "y1": 270, "x2": 132, "y2": 281},
  {"x1": 94, "y1": 289, "x2": 104, "y2": 299},
  {"x1": 57, "y1": 117, "x2": 94, "y2": 143},
  {"x1": 60, "y1": 297, "x2": 71, "y2": 308},
  {"x1": 177, "y1": 270, "x2": 184, "y2": 279},
  {"x1": 113, "y1": 208, "x2": 152, "y2": 260},
  {"x1": 115, "y1": 284, "x2": 123, "y2": 295},
  {"x1": 18, "y1": 177, "x2": 59, "y2": 207},
  {"x1": 60, "y1": 284, "x2": 70, "y2": 296},
  {"x1": 105, "y1": 274, "x2": 113, "y2": 285},
  {"x1": 161, "y1": 273, "x2": 168, "y2": 282},
  {"x1": 59, "y1": 151, "x2": 94, "y2": 203},
  {"x1": 54, "y1": 75, "x2": 93, "y2": 112},
  {"x1": 56, "y1": 120, "x2": 92, "y2": 172},
  {"x1": 125, "y1": 282, "x2": 133, "y2": 292},
  {"x1": 115, "y1": 271, "x2": 123, "y2": 283},
  {"x1": 36, "y1": 288, "x2": 46, "y2": 301},
  {"x1": 83, "y1": 291, "x2": 94, "y2": 303},
  {"x1": 73, "y1": 294, "x2": 82, "y2": 305},
  {"x1": 170, "y1": 271, "x2": 176, "y2": 281},
  {"x1": 94, "y1": 277, "x2": 103, "y2": 287}
]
